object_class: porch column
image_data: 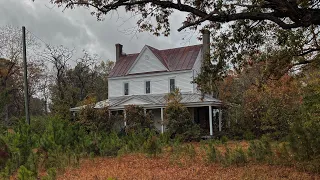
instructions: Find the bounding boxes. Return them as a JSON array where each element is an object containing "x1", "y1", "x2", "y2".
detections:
[
  {"x1": 209, "y1": 105, "x2": 213, "y2": 136},
  {"x1": 144, "y1": 108, "x2": 147, "y2": 116},
  {"x1": 219, "y1": 108, "x2": 222, "y2": 132},
  {"x1": 161, "y1": 108, "x2": 164, "y2": 134},
  {"x1": 124, "y1": 110, "x2": 127, "y2": 126}
]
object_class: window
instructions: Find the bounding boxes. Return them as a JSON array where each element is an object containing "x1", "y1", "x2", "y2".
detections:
[
  {"x1": 145, "y1": 81, "x2": 151, "y2": 94},
  {"x1": 124, "y1": 82, "x2": 129, "y2": 95},
  {"x1": 169, "y1": 78, "x2": 175, "y2": 92}
]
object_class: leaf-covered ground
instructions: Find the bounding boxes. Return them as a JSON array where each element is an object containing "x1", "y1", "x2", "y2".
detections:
[
  {"x1": 58, "y1": 154, "x2": 319, "y2": 180},
  {"x1": 57, "y1": 142, "x2": 319, "y2": 180}
]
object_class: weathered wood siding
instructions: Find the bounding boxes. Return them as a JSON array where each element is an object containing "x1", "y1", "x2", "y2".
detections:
[
  {"x1": 108, "y1": 71, "x2": 195, "y2": 97},
  {"x1": 192, "y1": 49, "x2": 202, "y2": 93},
  {"x1": 128, "y1": 47, "x2": 167, "y2": 74}
]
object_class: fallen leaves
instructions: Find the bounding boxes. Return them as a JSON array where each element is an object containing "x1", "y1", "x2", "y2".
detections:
[{"x1": 57, "y1": 142, "x2": 319, "y2": 180}]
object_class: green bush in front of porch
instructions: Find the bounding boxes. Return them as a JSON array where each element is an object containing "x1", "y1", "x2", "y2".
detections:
[{"x1": 165, "y1": 89, "x2": 201, "y2": 142}]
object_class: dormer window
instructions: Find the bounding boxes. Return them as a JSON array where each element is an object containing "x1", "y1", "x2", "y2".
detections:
[
  {"x1": 145, "y1": 81, "x2": 151, "y2": 94},
  {"x1": 124, "y1": 82, "x2": 129, "y2": 95},
  {"x1": 169, "y1": 78, "x2": 175, "y2": 92}
]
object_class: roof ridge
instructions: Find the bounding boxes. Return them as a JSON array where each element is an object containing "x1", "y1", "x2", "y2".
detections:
[
  {"x1": 158, "y1": 44, "x2": 202, "y2": 51},
  {"x1": 109, "y1": 44, "x2": 202, "y2": 77},
  {"x1": 146, "y1": 45, "x2": 169, "y2": 69}
]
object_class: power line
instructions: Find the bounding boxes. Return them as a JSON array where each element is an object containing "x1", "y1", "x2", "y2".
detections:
[{"x1": 25, "y1": 28, "x2": 50, "y2": 47}]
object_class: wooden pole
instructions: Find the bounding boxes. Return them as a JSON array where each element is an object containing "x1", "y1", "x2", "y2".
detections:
[{"x1": 22, "y1": 26, "x2": 30, "y2": 125}]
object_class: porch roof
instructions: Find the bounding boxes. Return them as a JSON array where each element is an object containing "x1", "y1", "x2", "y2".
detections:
[{"x1": 70, "y1": 93, "x2": 222, "y2": 112}]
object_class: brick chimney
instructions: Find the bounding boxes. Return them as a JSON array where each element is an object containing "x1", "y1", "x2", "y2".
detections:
[
  {"x1": 115, "y1": 43, "x2": 123, "y2": 62},
  {"x1": 202, "y1": 29, "x2": 210, "y2": 60}
]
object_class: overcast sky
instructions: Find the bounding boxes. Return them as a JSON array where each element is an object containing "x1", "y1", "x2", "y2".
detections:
[{"x1": 0, "y1": 0, "x2": 201, "y2": 63}]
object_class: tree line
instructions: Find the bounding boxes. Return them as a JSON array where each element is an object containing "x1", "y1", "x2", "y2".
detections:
[{"x1": 0, "y1": 25, "x2": 114, "y2": 126}]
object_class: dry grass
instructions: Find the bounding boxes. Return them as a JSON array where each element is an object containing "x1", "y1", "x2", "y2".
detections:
[{"x1": 57, "y1": 141, "x2": 319, "y2": 180}]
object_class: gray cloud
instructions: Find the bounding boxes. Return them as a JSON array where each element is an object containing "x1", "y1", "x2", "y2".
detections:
[{"x1": 0, "y1": 0, "x2": 200, "y2": 63}]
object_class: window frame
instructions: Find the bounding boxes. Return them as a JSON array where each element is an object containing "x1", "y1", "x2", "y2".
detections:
[
  {"x1": 124, "y1": 82, "x2": 129, "y2": 95},
  {"x1": 169, "y1": 78, "x2": 175, "y2": 92},
  {"x1": 145, "y1": 80, "x2": 151, "y2": 94}
]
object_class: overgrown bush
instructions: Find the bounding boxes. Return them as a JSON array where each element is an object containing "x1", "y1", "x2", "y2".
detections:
[
  {"x1": 165, "y1": 89, "x2": 200, "y2": 141},
  {"x1": 42, "y1": 168, "x2": 57, "y2": 180},
  {"x1": 125, "y1": 105, "x2": 153, "y2": 133},
  {"x1": 289, "y1": 114, "x2": 320, "y2": 162},
  {"x1": 228, "y1": 147, "x2": 247, "y2": 166},
  {"x1": 0, "y1": 137, "x2": 9, "y2": 170},
  {"x1": 287, "y1": 70, "x2": 320, "y2": 172},
  {"x1": 143, "y1": 135, "x2": 162, "y2": 157},
  {"x1": 98, "y1": 132, "x2": 123, "y2": 156},
  {"x1": 247, "y1": 139, "x2": 272, "y2": 162},
  {"x1": 204, "y1": 141, "x2": 222, "y2": 163},
  {"x1": 79, "y1": 105, "x2": 117, "y2": 133},
  {"x1": 17, "y1": 165, "x2": 36, "y2": 180}
]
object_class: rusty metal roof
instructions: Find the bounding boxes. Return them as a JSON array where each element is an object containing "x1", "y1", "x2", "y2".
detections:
[
  {"x1": 70, "y1": 93, "x2": 222, "y2": 111},
  {"x1": 109, "y1": 44, "x2": 202, "y2": 78}
]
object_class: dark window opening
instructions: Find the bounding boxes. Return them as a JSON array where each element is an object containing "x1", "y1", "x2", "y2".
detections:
[
  {"x1": 124, "y1": 83, "x2": 129, "y2": 95},
  {"x1": 146, "y1": 81, "x2": 151, "y2": 94},
  {"x1": 170, "y1": 79, "x2": 175, "y2": 92}
]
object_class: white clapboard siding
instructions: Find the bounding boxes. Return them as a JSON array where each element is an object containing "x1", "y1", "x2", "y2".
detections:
[
  {"x1": 108, "y1": 71, "x2": 195, "y2": 97},
  {"x1": 128, "y1": 46, "x2": 168, "y2": 74},
  {"x1": 192, "y1": 50, "x2": 202, "y2": 93}
]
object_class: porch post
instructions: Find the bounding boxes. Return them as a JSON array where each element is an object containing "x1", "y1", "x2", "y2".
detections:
[
  {"x1": 219, "y1": 108, "x2": 222, "y2": 132},
  {"x1": 161, "y1": 108, "x2": 164, "y2": 134},
  {"x1": 124, "y1": 110, "x2": 127, "y2": 126},
  {"x1": 144, "y1": 108, "x2": 147, "y2": 116},
  {"x1": 209, "y1": 105, "x2": 213, "y2": 136}
]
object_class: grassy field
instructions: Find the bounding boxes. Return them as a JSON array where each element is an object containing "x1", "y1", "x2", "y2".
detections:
[{"x1": 56, "y1": 142, "x2": 320, "y2": 180}]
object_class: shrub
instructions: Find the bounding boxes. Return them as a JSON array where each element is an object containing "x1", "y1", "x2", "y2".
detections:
[
  {"x1": 184, "y1": 144, "x2": 196, "y2": 160},
  {"x1": 165, "y1": 89, "x2": 201, "y2": 141},
  {"x1": 289, "y1": 115, "x2": 320, "y2": 161},
  {"x1": 2, "y1": 121, "x2": 34, "y2": 174},
  {"x1": 247, "y1": 140, "x2": 272, "y2": 162},
  {"x1": 0, "y1": 137, "x2": 9, "y2": 170},
  {"x1": 42, "y1": 168, "x2": 57, "y2": 180},
  {"x1": 79, "y1": 105, "x2": 117, "y2": 133},
  {"x1": 17, "y1": 165, "x2": 36, "y2": 180},
  {"x1": 125, "y1": 105, "x2": 153, "y2": 133},
  {"x1": 98, "y1": 132, "x2": 123, "y2": 157},
  {"x1": 228, "y1": 147, "x2": 247, "y2": 166},
  {"x1": 273, "y1": 142, "x2": 292, "y2": 165},
  {"x1": 205, "y1": 142, "x2": 221, "y2": 163},
  {"x1": 159, "y1": 132, "x2": 170, "y2": 146},
  {"x1": 143, "y1": 135, "x2": 162, "y2": 157},
  {"x1": 243, "y1": 131, "x2": 255, "y2": 140},
  {"x1": 221, "y1": 136, "x2": 228, "y2": 144}
]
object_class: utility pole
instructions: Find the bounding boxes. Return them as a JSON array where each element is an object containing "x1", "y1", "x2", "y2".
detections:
[{"x1": 22, "y1": 26, "x2": 30, "y2": 125}]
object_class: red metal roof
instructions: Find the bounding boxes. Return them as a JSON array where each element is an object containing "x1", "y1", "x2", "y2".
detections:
[{"x1": 109, "y1": 44, "x2": 202, "y2": 77}]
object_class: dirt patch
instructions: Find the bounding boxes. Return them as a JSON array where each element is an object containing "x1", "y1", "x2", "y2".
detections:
[{"x1": 58, "y1": 154, "x2": 319, "y2": 180}]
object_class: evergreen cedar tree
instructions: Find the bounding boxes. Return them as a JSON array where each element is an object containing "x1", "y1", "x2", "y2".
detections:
[{"x1": 48, "y1": 0, "x2": 320, "y2": 95}]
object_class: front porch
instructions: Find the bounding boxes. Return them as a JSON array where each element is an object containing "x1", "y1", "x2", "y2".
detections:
[{"x1": 70, "y1": 93, "x2": 223, "y2": 136}]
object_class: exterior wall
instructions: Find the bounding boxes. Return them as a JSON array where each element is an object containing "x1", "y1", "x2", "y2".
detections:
[
  {"x1": 108, "y1": 70, "x2": 195, "y2": 97},
  {"x1": 150, "y1": 109, "x2": 162, "y2": 132},
  {"x1": 129, "y1": 47, "x2": 167, "y2": 74},
  {"x1": 192, "y1": 49, "x2": 202, "y2": 93}
]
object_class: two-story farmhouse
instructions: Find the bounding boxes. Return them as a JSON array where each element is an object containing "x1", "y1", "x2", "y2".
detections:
[{"x1": 71, "y1": 30, "x2": 223, "y2": 136}]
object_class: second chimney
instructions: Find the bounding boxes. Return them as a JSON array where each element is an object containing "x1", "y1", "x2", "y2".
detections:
[
  {"x1": 202, "y1": 30, "x2": 210, "y2": 61},
  {"x1": 115, "y1": 43, "x2": 123, "y2": 62}
]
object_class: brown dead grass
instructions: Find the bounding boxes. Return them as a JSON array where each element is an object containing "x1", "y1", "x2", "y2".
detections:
[{"x1": 57, "y1": 141, "x2": 319, "y2": 180}]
